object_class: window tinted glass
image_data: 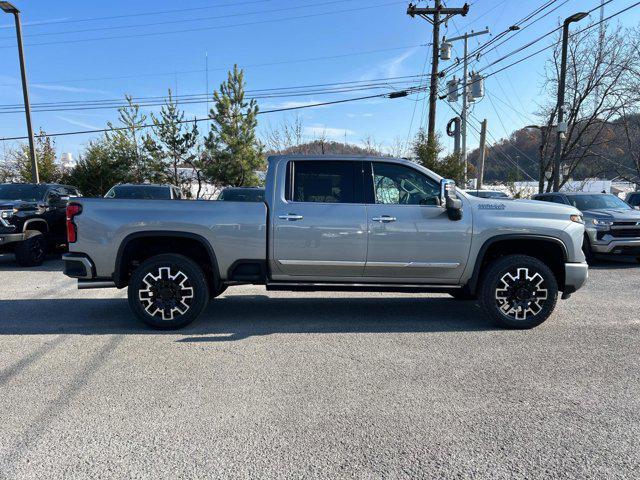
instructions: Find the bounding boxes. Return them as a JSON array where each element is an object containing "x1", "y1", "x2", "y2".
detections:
[
  {"x1": 569, "y1": 194, "x2": 631, "y2": 211},
  {"x1": 111, "y1": 185, "x2": 172, "y2": 200},
  {"x1": 290, "y1": 161, "x2": 356, "y2": 203},
  {"x1": 0, "y1": 184, "x2": 48, "y2": 201},
  {"x1": 628, "y1": 194, "x2": 640, "y2": 206},
  {"x1": 551, "y1": 196, "x2": 567, "y2": 204},
  {"x1": 219, "y1": 188, "x2": 265, "y2": 202},
  {"x1": 371, "y1": 162, "x2": 439, "y2": 205}
]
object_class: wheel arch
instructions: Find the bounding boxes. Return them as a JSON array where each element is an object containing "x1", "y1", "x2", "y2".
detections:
[
  {"x1": 23, "y1": 218, "x2": 49, "y2": 234},
  {"x1": 113, "y1": 231, "x2": 221, "y2": 292},
  {"x1": 467, "y1": 234, "x2": 568, "y2": 294}
]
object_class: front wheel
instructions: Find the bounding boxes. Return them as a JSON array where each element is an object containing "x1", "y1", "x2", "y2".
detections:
[
  {"x1": 479, "y1": 255, "x2": 558, "y2": 329},
  {"x1": 15, "y1": 234, "x2": 48, "y2": 267},
  {"x1": 128, "y1": 254, "x2": 209, "y2": 330}
]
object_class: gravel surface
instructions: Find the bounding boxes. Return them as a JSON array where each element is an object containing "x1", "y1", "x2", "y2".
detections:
[{"x1": 1, "y1": 254, "x2": 639, "y2": 479}]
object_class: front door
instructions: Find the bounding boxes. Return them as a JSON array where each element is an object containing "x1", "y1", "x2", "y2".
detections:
[
  {"x1": 364, "y1": 161, "x2": 472, "y2": 282},
  {"x1": 271, "y1": 160, "x2": 367, "y2": 280}
]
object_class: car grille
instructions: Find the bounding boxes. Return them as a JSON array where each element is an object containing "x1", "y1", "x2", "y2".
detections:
[{"x1": 609, "y1": 228, "x2": 640, "y2": 238}]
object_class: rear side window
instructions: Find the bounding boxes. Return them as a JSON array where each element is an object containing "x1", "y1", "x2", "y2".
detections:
[
  {"x1": 629, "y1": 194, "x2": 640, "y2": 207},
  {"x1": 287, "y1": 161, "x2": 358, "y2": 203}
]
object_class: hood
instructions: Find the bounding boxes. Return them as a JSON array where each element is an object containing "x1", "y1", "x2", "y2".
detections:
[
  {"x1": 0, "y1": 199, "x2": 39, "y2": 211},
  {"x1": 581, "y1": 208, "x2": 640, "y2": 222},
  {"x1": 462, "y1": 194, "x2": 580, "y2": 216}
]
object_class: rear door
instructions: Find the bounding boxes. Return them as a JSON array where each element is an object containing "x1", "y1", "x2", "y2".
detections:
[
  {"x1": 363, "y1": 161, "x2": 472, "y2": 282},
  {"x1": 271, "y1": 160, "x2": 367, "y2": 279}
]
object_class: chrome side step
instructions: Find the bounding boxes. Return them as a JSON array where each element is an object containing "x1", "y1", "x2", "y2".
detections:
[
  {"x1": 266, "y1": 282, "x2": 461, "y2": 293},
  {"x1": 78, "y1": 280, "x2": 117, "y2": 289}
]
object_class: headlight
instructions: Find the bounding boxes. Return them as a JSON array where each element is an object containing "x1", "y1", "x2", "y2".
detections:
[
  {"x1": 1, "y1": 209, "x2": 14, "y2": 219},
  {"x1": 592, "y1": 218, "x2": 612, "y2": 227},
  {"x1": 570, "y1": 214, "x2": 584, "y2": 224}
]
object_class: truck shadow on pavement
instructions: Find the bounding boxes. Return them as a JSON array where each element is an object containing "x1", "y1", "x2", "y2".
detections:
[
  {"x1": 0, "y1": 254, "x2": 63, "y2": 272},
  {"x1": 0, "y1": 295, "x2": 498, "y2": 337}
]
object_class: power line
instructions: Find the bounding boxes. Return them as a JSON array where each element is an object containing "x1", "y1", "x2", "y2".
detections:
[
  {"x1": 0, "y1": 0, "x2": 274, "y2": 28},
  {"x1": 0, "y1": 0, "x2": 366, "y2": 40},
  {"x1": 0, "y1": 86, "x2": 427, "y2": 142},
  {"x1": 0, "y1": 44, "x2": 427, "y2": 88},
  {"x1": 0, "y1": 1, "x2": 406, "y2": 49}
]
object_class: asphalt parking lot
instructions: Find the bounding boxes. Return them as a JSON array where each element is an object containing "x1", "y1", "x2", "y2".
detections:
[{"x1": 0, "y1": 254, "x2": 639, "y2": 479}]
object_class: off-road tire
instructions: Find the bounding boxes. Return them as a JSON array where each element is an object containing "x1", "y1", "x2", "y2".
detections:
[
  {"x1": 14, "y1": 234, "x2": 48, "y2": 267},
  {"x1": 128, "y1": 254, "x2": 209, "y2": 330},
  {"x1": 582, "y1": 235, "x2": 596, "y2": 265},
  {"x1": 479, "y1": 254, "x2": 558, "y2": 329}
]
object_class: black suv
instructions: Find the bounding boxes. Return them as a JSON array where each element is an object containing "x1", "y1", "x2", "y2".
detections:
[{"x1": 0, "y1": 183, "x2": 80, "y2": 266}]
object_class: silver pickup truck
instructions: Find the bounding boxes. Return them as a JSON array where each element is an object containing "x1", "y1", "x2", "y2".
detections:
[{"x1": 62, "y1": 155, "x2": 588, "y2": 330}]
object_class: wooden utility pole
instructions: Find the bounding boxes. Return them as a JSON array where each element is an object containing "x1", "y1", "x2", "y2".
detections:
[
  {"x1": 407, "y1": 1, "x2": 469, "y2": 142},
  {"x1": 477, "y1": 119, "x2": 487, "y2": 190}
]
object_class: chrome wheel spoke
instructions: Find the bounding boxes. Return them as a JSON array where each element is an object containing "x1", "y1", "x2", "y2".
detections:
[
  {"x1": 138, "y1": 266, "x2": 194, "y2": 321},
  {"x1": 494, "y1": 267, "x2": 548, "y2": 321}
]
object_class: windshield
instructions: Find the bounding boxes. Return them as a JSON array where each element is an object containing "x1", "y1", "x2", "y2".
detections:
[
  {"x1": 0, "y1": 184, "x2": 48, "y2": 202},
  {"x1": 476, "y1": 191, "x2": 509, "y2": 199},
  {"x1": 218, "y1": 189, "x2": 265, "y2": 202},
  {"x1": 105, "y1": 185, "x2": 171, "y2": 200},
  {"x1": 569, "y1": 194, "x2": 631, "y2": 211}
]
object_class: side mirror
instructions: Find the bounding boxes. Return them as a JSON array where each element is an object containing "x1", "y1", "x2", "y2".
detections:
[{"x1": 440, "y1": 179, "x2": 463, "y2": 221}]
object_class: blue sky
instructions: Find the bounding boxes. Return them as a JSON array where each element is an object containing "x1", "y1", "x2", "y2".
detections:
[{"x1": 0, "y1": 0, "x2": 639, "y2": 160}]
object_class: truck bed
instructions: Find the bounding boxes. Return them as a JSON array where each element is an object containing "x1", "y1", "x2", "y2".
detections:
[{"x1": 70, "y1": 198, "x2": 267, "y2": 280}]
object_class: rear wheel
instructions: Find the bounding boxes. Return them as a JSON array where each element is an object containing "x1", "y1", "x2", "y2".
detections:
[
  {"x1": 479, "y1": 255, "x2": 558, "y2": 329},
  {"x1": 15, "y1": 234, "x2": 48, "y2": 267},
  {"x1": 128, "y1": 254, "x2": 209, "y2": 330}
]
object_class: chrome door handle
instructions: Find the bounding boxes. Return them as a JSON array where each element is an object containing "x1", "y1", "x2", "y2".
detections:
[
  {"x1": 278, "y1": 213, "x2": 304, "y2": 221},
  {"x1": 372, "y1": 215, "x2": 396, "y2": 223}
]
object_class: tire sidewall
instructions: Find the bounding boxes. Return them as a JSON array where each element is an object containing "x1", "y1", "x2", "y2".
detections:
[
  {"x1": 480, "y1": 255, "x2": 558, "y2": 329},
  {"x1": 128, "y1": 254, "x2": 209, "y2": 330},
  {"x1": 15, "y1": 234, "x2": 47, "y2": 267}
]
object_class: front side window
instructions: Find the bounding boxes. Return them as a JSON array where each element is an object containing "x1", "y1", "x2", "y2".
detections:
[
  {"x1": 371, "y1": 162, "x2": 440, "y2": 206},
  {"x1": 289, "y1": 161, "x2": 357, "y2": 203}
]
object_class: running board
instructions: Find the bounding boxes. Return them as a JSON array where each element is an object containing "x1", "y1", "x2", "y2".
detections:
[
  {"x1": 78, "y1": 280, "x2": 117, "y2": 289},
  {"x1": 266, "y1": 282, "x2": 461, "y2": 293}
]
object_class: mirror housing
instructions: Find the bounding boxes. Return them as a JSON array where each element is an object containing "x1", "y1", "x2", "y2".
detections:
[{"x1": 440, "y1": 179, "x2": 463, "y2": 221}]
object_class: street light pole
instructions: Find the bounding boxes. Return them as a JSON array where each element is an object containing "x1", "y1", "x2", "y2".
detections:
[
  {"x1": 1, "y1": 1, "x2": 38, "y2": 183},
  {"x1": 553, "y1": 12, "x2": 588, "y2": 192}
]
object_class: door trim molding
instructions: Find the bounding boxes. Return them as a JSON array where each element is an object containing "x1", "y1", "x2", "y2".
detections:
[
  {"x1": 365, "y1": 261, "x2": 460, "y2": 269},
  {"x1": 278, "y1": 259, "x2": 366, "y2": 267}
]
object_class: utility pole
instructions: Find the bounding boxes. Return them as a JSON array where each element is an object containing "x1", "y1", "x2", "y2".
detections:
[
  {"x1": 477, "y1": 119, "x2": 487, "y2": 190},
  {"x1": 1, "y1": 2, "x2": 38, "y2": 183},
  {"x1": 407, "y1": 1, "x2": 469, "y2": 142},
  {"x1": 553, "y1": 12, "x2": 588, "y2": 191},
  {"x1": 446, "y1": 29, "x2": 489, "y2": 184}
]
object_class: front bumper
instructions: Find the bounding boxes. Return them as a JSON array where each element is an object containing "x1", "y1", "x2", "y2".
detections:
[
  {"x1": 587, "y1": 228, "x2": 640, "y2": 254},
  {"x1": 0, "y1": 232, "x2": 26, "y2": 246},
  {"x1": 564, "y1": 262, "x2": 588, "y2": 294}
]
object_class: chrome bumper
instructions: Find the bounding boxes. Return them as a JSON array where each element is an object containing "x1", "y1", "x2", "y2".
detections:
[
  {"x1": 590, "y1": 238, "x2": 640, "y2": 254},
  {"x1": 62, "y1": 253, "x2": 95, "y2": 279},
  {"x1": 0, "y1": 232, "x2": 26, "y2": 245},
  {"x1": 564, "y1": 262, "x2": 588, "y2": 294}
]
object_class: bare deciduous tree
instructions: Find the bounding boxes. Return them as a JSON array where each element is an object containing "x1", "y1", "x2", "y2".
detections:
[{"x1": 536, "y1": 25, "x2": 640, "y2": 192}]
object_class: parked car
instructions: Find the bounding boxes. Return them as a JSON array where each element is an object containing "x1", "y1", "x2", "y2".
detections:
[
  {"x1": 0, "y1": 183, "x2": 80, "y2": 266},
  {"x1": 218, "y1": 187, "x2": 265, "y2": 202},
  {"x1": 105, "y1": 184, "x2": 182, "y2": 200},
  {"x1": 533, "y1": 192, "x2": 640, "y2": 262},
  {"x1": 625, "y1": 191, "x2": 640, "y2": 210},
  {"x1": 465, "y1": 189, "x2": 510, "y2": 199},
  {"x1": 62, "y1": 155, "x2": 588, "y2": 330}
]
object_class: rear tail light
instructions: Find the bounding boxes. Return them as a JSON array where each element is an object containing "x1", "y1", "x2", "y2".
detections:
[{"x1": 66, "y1": 203, "x2": 82, "y2": 243}]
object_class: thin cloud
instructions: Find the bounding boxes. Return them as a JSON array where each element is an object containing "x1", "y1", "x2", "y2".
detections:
[
  {"x1": 56, "y1": 116, "x2": 100, "y2": 130},
  {"x1": 31, "y1": 83, "x2": 109, "y2": 94},
  {"x1": 346, "y1": 113, "x2": 374, "y2": 118},
  {"x1": 304, "y1": 125, "x2": 355, "y2": 139}
]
